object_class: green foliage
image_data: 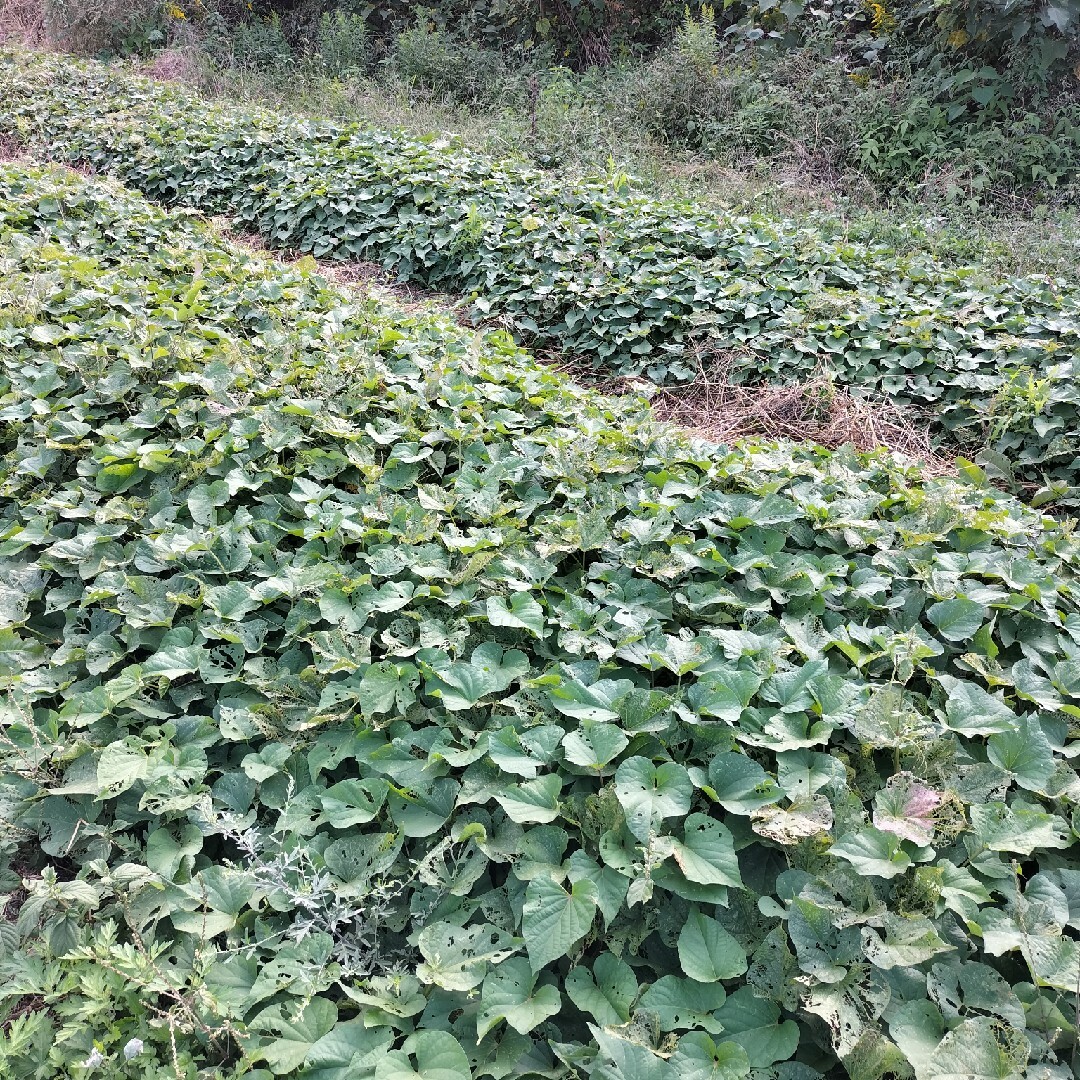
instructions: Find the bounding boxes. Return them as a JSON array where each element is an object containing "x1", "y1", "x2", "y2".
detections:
[
  {"x1": 387, "y1": 16, "x2": 522, "y2": 107},
  {"x1": 5, "y1": 160, "x2": 1080, "y2": 1078},
  {"x1": 313, "y1": 10, "x2": 372, "y2": 79},
  {"x1": 229, "y1": 12, "x2": 293, "y2": 74},
  {"x1": 40, "y1": 0, "x2": 167, "y2": 55},
  {"x1": 903, "y1": 0, "x2": 1080, "y2": 84},
  {"x1": 4, "y1": 50, "x2": 1080, "y2": 500},
  {"x1": 341, "y1": 0, "x2": 687, "y2": 65}
]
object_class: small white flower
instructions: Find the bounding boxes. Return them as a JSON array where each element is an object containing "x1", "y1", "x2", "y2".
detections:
[
  {"x1": 123, "y1": 1038, "x2": 144, "y2": 1060},
  {"x1": 83, "y1": 1048, "x2": 105, "y2": 1069}
]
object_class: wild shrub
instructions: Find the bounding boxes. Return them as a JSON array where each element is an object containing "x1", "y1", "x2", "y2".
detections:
[
  {"x1": 387, "y1": 15, "x2": 520, "y2": 107},
  {"x1": 313, "y1": 9, "x2": 371, "y2": 78},
  {"x1": 228, "y1": 11, "x2": 291, "y2": 74},
  {"x1": 620, "y1": 5, "x2": 730, "y2": 149},
  {"x1": 39, "y1": 0, "x2": 164, "y2": 53}
]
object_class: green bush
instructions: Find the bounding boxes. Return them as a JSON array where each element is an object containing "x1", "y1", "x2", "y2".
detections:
[
  {"x1": 622, "y1": 6, "x2": 731, "y2": 149},
  {"x1": 895, "y1": 0, "x2": 1080, "y2": 85},
  {"x1": 313, "y1": 9, "x2": 371, "y2": 78},
  {"x1": 6, "y1": 160, "x2": 1080, "y2": 1080},
  {"x1": 229, "y1": 12, "x2": 292, "y2": 74},
  {"x1": 386, "y1": 16, "x2": 527, "y2": 107}
]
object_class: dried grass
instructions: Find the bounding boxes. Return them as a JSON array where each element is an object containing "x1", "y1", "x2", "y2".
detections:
[
  {"x1": 0, "y1": 133, "x2": 27, "y2": 162},
  {"x1": 548, "y1": 349, "x2": 952, "y2": 473},
  {"x1": 0, "y1": 0, "x2": 45, "y2": 45},
  {"x1": 141, "y1": 47, "x2": 202, "y2": 84}
]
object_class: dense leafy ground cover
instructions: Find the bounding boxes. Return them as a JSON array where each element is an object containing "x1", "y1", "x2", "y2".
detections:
[
  {"x1": 5, "y1": 161, "x2": 1080, "y2": 1079},
  {"x1": 3, "y1": 51, "x2": 1080, "y2": 502}
]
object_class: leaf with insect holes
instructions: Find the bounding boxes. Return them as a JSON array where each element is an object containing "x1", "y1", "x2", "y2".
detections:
[
  {"x1": 614, "y1": 756, "x2": 693, "y2": 843},
  {"x1": 522, "y1": 875, "x2": 599, "y2": 972}
]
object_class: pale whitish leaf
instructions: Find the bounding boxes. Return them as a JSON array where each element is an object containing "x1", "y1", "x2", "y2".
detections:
[
  {"x1": 926, "y1": 961, "x2": 1025, "y2": 1029},
  {"x1": 678, "y1": 908, "x2": 747, "y2": 983},
  {"x1": 803, "y1": 968, "x2": 890, "y2": 1059},
  {"x1": 922, "y1": 1017, "x2": 1029, "y2": 1080},
  {"x1": 750, "y1": 795, "x2": 833, "y2": 844},
  {"x1": 829, "y1": 827, "x2": 912, "y2": 879},
  {"x1": 979, "y1": 883, "x2": 1080, "y2": 991},
  {"x1": 486, "y1": 592, "x2": 545, "y2": 637},
  {"x1": 861, "y1": 913, "x2": 953, "y2": 970},
  {"x1": 872, "y1": 772, "x2": 942, "y2": 845},
  {"x1": 1028, "y1": 935, "x2": 1080, "y2": 993},
  {"x1": 415, "y1": 921, "x2": 521, "y2": 992},
  {"x1": 521, "y1": 875, "x2": 598, "y2": 972},
  {"x1": 969, "y1": 802, "x2": 1072, "y2": 855},
  {"x1": 855, "y1": 684, "x2": 934, "y2": 749},
  {"x1": 1026, "y1": 872, "x2": 1075, "y2": 926}
]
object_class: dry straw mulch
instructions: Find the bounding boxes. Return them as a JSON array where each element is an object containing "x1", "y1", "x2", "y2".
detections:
[{"x1": 547, "y1": 350, "x2": 952, "y2": 474}]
